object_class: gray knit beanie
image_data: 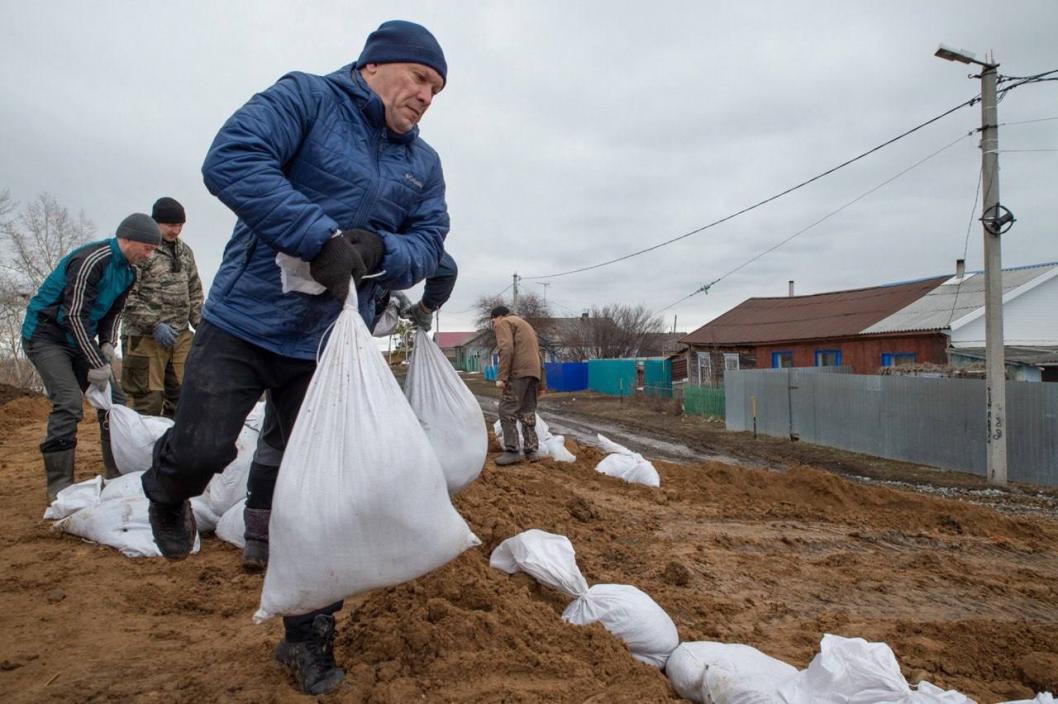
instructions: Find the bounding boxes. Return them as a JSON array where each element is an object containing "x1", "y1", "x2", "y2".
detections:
[{"x1": 116, "y1": 213, "x2": 162, "y2": 245}]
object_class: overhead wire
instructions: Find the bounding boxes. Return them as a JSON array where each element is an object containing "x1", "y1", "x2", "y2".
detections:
[
  {"x1": 655, "y1": 131, "x2": 973, "y2": 314},
  {"x1": 945, "y1": 165, "x2": 984, "y2": 327},
  {"x1": 522, "y1": 95, "x2": 980, "y2": 281}
]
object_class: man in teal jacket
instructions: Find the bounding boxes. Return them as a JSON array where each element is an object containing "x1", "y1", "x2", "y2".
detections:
[
  {"x1": 22, "y1": 213, "x2": 160, "y2": 498},
  {"x1": 141, "y1": 20, "x2": 450, "y2": 695}
]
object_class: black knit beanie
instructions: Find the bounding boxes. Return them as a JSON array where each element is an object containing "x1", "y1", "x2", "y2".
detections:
[
  {"x1": 356, "y1": 20, "x2": 447, "y2": 86},
  {"x1": 151, "y1": 197, "x2": 186, "y2": 224},
  {"x1": 116, "y1": 213, "x2": 162, "y2": 245}
]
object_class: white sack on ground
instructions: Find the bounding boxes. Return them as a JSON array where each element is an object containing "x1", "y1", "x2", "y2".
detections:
[
  {"x1": 778, "y1": 634, "x2": 973, "y2": 704},
  {"x1": 492, "y1": 417, "x2": 576, "y2": 463},
  {"x1": 562, "y1": 583, "x2": 679, "y2": 669},
  {"x1": 1000, "y1": 694, "x2": 1057, "y2": 704},
  {"x1": 203, "y1": 401, "x2": 264, "y2": 517},
  {"x1": 594, "y1": 434, "x2": 660, "y2": 487},
  {"x1": 55, "y1": 494, "x2": 201, "y2": 558},
  {"x1": 43, "y1": 476, "x2": 103, "y2": 520},
  {"x1": 405, "y1": 328, "x2": 486, "y2": 494},
  {"x1": 666, "y1": 641, "x2": 797, "y2": 704},
  {"x1": 216, "y1": 497, "x2": 246, "y2": 549},
  {"x1": 256, "y1": 287, "x2": 480, "y2": 621},
  {"x1": 190, "y1": 497, "x2": 220, "y2": 534},
  {"x1": 86, "y1": 384, "x2": 173, "y2": 474},
  {"x1": 101, "y1": 471, "x2": 146, "y2": 500},
  {"x1": 489, "y1": 529, "x2": 589, "y2": 597}
]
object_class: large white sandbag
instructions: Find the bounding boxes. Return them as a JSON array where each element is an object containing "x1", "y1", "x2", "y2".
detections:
[
  {"x1": 255, "y1": 286, "x2": 480, "y2": 621},
  {"x1": 101, "y1": 471, "x2": 146, "y2": 500},
  {"x1": 562, "y1": 583, "x2": 679, "y2": 669},
  {"x1": 666, "y1": 641, "x2": 797, "y2": 704},
  {"x1": 999, "y1": 694, "x2": 1056, "y2": 704},
  {"x1": 778, "y1": 634, "x2": 973, "y2": 704},
  {"x1": 86, "y1": 384, "x2": 173, "y2": 474},
  {"x1": 406, "y1": 328, "x2": 487, "y2": 494},
  {"x1": 55, "y1": 494, "x2": 200, "y2": 558},
  {"x1": 43, "y1": 476, "x2": 103, "y2": 520},
  {"x1": 203, "y1": 401, "x2": 264, "y2": 517},
  {"x1": 492, "y1": 417, "x2": 576, "y2": 463},
  {"x1": 489, "y1": 529, "x2": 589, "y2": 597},
  {"x1": 594, "y1": 434, "x2": 660, "y2": 487},
  {"x1": 215, "y1": 497, "x2": 246, "y2": 549},
  {"x1": 190, "y1": 497, "x2": 220, "y2": 534}
]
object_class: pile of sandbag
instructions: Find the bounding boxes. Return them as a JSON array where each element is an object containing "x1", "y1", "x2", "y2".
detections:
[
  {"x1": 406, "y1": 328, "x2": 487, "y2": 494},
  {"x1": 490, "y1": 529, "x2": 678, "y2": 668},
  {"x1": 492, "y1": 416, "x2": 576, "y2": 463},
  {"x1": 594, "y1": 434, "x2": 660, "y2": 487}
]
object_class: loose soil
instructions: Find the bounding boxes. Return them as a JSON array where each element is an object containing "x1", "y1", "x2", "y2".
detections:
[{"x1": 1, "y1": 386, "x2": 1057, "y2": 703}]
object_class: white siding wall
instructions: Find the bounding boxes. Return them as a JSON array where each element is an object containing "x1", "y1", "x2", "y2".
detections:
[{"x1": 951, "y1": 273, "x2": 1058, "y2": 346}]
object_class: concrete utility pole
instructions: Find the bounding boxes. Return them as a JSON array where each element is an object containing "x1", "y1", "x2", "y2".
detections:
[
  {"x1": 511, "y1": 273, "x2": 520, "y2": 313},
  {"x1": 935, "y1": 44, "x2": 1010, "y2": 485}
]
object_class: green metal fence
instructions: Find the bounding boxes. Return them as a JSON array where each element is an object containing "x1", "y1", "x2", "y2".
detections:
[{"x1": 683, "y1": 385, "x2": 725, "y2": 418}]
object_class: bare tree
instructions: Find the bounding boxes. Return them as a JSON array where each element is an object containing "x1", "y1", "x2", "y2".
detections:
[
  {"x1": 0, "y1": 191, "x2": 95, "y2": 389},
  {"x1": 472, "y1": 292, "x2": 552, "y2": 331},
  {"x1": 558, "y1": 304, "x2": 664, "y2": 360}
]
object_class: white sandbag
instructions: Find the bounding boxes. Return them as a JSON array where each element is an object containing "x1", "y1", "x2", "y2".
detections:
[
  {"x1": 203, "y1": 401, "x2": 264, "y2": 517},
  {"x1": 492, "y1": 416, "x2": 577, "y2": 463},
  {"x1": 666, "y1": 641, "x2": 797, "y2": 704},
  {"x1": 101, "y1": 471, "x2": 146, "y2": 500},
  {"x1": 489, "y1": 529, "x2": 589, "y2": 598},
  {"x1": 55, "y1": 494, "x2": 201, "y2": 558},
  {"x1": 276, "y1": 252, "x2": 325, "y2": 295},
  {"x1": 594, "y1": 434, "x2": 660, "y2": 487},
  {"x1": 86, "y1": 384, "x2": 174, "y2": 474},
  {"x1": 778, "y1": 634, "x2": 973, "y2": 704},
  {"x1": 190, "y1": 497, "x2": 220, "y2": 534},
  {"x1": 215, "y1": 497, "x2": 246, "y2": 549},
  {"x1": 370, "y1": 292, "x2": 406, "y2": 337},
  {"x1": 43, "y1": 476, "x2": 103, "y2": 520},
  {"x1": 562, "y1": 583, "x2": 679, "y2": 669},
  {"x1": 999, "y1": 694, "x2": 1057, "y2": 704},
  {"x1": 405, "y1": 328, "x2": 487, "y2": 494},
  {"x1": 256, "y1": 286, "x2": 480, "y2": 621}
]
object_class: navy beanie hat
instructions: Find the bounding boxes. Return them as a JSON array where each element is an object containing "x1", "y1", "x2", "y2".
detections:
[
  {"x1": 356, "y1": 20, "x2": 447, "y2": 86},
  {"x1": 116, "y1": 213, "x2": 162, "y2": 245},
  {"x1": 151, "y1": 196, "x2": 186, "y2": 224}
]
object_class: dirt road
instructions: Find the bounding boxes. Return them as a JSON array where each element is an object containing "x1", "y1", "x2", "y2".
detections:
[{"x1": 1, "y1": 387, "x2": 1057, "y2": 702}]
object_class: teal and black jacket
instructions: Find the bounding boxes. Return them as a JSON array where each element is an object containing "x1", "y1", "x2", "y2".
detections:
[{"x1": 22, "y1": 238, "x2": 135, "y2": 369}]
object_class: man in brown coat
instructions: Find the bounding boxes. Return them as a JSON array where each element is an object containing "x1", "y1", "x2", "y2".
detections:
[{"x1": 491, "y1": 305, "x2": 545, "y2": 465}]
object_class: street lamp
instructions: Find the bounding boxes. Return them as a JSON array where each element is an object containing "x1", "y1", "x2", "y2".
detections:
[{"x1": 935, "y1": 44, "x2": 1008, "y2": 486}]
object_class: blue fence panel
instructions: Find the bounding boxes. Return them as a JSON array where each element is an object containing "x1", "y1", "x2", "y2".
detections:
[
  {"x1": 588, "y1": 359, "x2": 636, "y2": 396},
  {"x1": 545, "y1": 362, "x2": 589, "y2": 392},
  {"x1": 643, "y1": 359, "x2": 672, "y2": 397}
]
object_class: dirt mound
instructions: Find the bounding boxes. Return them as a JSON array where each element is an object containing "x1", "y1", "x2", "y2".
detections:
[{"x1": 1, "y1": 400, "x2": 1057, "y2": 702}]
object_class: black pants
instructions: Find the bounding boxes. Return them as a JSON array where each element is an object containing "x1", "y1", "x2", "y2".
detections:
[{"x1": 139, "y1": 321, "x2": 340, "y2": 640}]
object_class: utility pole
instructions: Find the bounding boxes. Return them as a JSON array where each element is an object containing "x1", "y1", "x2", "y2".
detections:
[
  {"x1": 935, "y1": 44, "x2": 1011, "y2": 485},
  {"x1": 512, "y1": 273, "x2": 520, "y2": 313},
  {"x1": 535, "y1": 281, "x2": 550, "y2": 302}
]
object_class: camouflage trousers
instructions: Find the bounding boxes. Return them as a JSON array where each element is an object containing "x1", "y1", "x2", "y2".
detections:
[
  {"x1": 498, "y1": 376, "x2": 540, "y2": 453},
  {"x1": 121, "y1": 330, "x2": 193, "y2": 417}
]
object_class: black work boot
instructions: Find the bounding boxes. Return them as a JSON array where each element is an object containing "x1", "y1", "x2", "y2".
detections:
[
  {"x1": 494, "y1": 450, "x2": 523, "y2": 466},
  {"x1": 275, "y1": 614, "x2": 345, "y2": 695},
  {"x1": 524, "y1": 449, "x2": 546, "y2": 462},
  {"x1": 43, "y1": 449, "x2": 75, "y2": 502},
  {"x1": 242, "y1": 507, "x2": 270, "y2": 573},
  {"x1": 147, "y1": 499, "x2": 197, "y2": 559},
  {"x1": 98, "y1": 413, "x2": 120, "y2": 479}
]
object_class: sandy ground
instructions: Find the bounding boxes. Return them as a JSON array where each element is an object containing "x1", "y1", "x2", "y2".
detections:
[{"x1": 1, "y1": 386, "x2": 1057, "y2": 703}]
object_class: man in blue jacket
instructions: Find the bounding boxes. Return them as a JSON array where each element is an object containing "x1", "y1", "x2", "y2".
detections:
[
  {"x1": 23, "y1": 213, "x2": 161, "y2": 498},
  {"x1": 140, "y1": 20, "x2": 450, "y2": 695}
]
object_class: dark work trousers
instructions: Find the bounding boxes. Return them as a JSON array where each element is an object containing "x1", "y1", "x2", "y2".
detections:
[
  {"x1": 139, "y1": 320, "x2": 341, "y2": 643},
  {"x1": 23, "y1": 337, "x2": 126, "y2": 452},
  {"x1": 498, "y1": 376, "x2": 540, "y2": 453}
]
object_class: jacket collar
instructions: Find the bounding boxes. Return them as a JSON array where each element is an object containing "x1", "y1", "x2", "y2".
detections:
[{"x1": 329, "y1": 64, "x2": 418, "y2": 145}]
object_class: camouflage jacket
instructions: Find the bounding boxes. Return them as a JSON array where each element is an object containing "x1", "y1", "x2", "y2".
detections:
[{"x1": 121, "y1": 238, "x2": 203, "y2": 336}]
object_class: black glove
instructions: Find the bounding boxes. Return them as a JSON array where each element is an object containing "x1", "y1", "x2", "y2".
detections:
[
  {"x1": 343, "y1": 229, "x2": 385, "y2": 276},
  {"x1": 309, "y1": 236, "x2": 357, "y2": 302},
  {"x1": 401, "y1": 300, "x2": 434, "y2": 331}
]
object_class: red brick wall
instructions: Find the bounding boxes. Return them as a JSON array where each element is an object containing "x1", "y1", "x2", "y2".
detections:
[{"x1": 755, "y1": 334, "x2": 948, "y2": 374}]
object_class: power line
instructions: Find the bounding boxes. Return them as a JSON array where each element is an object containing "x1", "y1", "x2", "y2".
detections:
[
  {"x1": 946, "y1": 165, "x2": 983, "y2": 327},
  {"x1": 999, "y1": 148, "x2": 1058, "y2": 153},
  {"x1": 999, "y1": 115, "x2": 1058, "y2": 127},
  {"x1": 523, "y1": 95, "x2": 980, "y2": 281},
  {"x1": 655, "y1": 132, "x2": 972, "y2": 314}
]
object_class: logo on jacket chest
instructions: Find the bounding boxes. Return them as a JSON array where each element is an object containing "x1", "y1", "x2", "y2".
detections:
[{"x1": 403, "y1": 172, "x2": 424, "y2": 190}]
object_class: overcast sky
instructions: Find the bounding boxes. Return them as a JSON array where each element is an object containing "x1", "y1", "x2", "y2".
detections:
[{"x1": 2, "y1": 1, "x2": 1056, "y2": 335}]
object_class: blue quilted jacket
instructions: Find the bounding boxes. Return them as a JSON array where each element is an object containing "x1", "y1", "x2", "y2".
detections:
[{"x1": 201, "y1": 64, "x2": 449, "y2": 359}]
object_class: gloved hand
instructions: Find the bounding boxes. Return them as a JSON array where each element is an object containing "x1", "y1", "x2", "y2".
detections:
[
  {"x1": 153, "y1": 322, "x2": 177, "y2": 348},
  {"x1": 390, "y1": 290, "x2": 412, "y2": 312},
  {"x1": 100, "y1": 342, "x2": 116, "y2": 362},
  {"x1": 401, "y1": 300, "x2": 434, "y2": 331},
  {"x1": 343, "y1": 228, "x2": 385, "y2": 276},
  {"x1": 87, "y1": 364, "x2": 112, "y2": 391},
  {"x1": 310, "y1": 229, "x2": 385, "y2": 302}
]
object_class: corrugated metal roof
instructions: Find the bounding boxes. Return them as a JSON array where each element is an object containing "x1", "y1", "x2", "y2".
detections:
[
  {"x1": 864, "y1": 262, "x2": 1058, "y2": 334},
  {"x1": 680, "y1": 276, "x2": 949, "y2": 346}
]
